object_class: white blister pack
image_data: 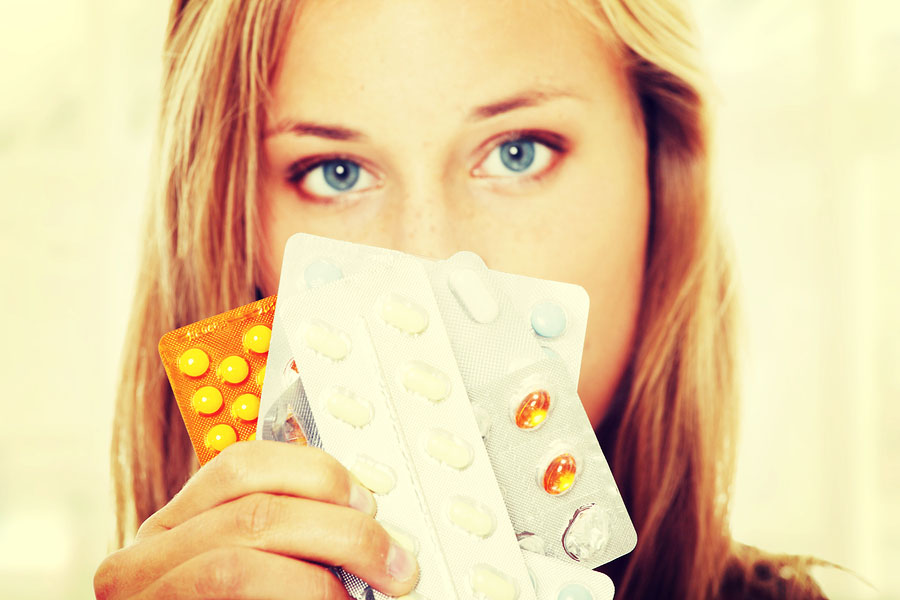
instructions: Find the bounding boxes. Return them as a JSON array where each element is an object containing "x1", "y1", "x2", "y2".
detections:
[
  {"x1": 357, "y1": 257, "x2": 537, "y2": 600},
  {"x1": 469, "y1": 357, "x2": 636, "y2": 569},
  {"x1": 274, "y1": 277, "x2": 454, "y2": 600},
  {"x1": 522, "y1": 552, "x2": 614, "y2": 600}
]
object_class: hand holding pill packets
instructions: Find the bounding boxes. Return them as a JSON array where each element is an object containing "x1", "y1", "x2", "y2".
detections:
[{"x1": 158, "y1": 233, "x2": 633, "y2": 599}]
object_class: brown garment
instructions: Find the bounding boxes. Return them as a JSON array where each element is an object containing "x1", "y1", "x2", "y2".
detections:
[{"x1": 718, "y1": 544, "x2": 829, "y2": 600}]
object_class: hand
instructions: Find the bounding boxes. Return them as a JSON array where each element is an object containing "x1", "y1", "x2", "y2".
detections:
[{"x1": 94, "y1": 441, "x2": 419, "y2": 599}]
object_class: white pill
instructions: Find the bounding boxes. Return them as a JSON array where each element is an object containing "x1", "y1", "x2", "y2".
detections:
[
  {"x1": 381, "y1": 522, "x2": 419, "y2": 555},
  {"x1": 379, "y1": 294, "x2": 429, "y2": 334},
  {"x1": 425, "y1": 429, "x2": 473, "y2": 470},
  {"x1": 350, "y1": 456, "x2": 396, "y2": 495},
  {"x1": 302, "y1": 322, "x2": 350, "y2": 360},
  {"x1": 470, "y1": 564, "x2": 518, "y2": 600},
  {"x1": 448, "y1": 497, "x2": 495, "y2": 538},
  {"x1": 448, "y1": 269, "x2": 499, "y2": 324},
  {"x1": 401, "y1": 362, "x2": 451, "y2": 402},
  {"x1": 324, "y1": 388, "x2": 372, "y2": 427}
]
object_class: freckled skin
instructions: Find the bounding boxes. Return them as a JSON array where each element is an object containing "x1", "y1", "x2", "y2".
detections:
[{"x1": 259, "y1": 0, "x2": 649, "y2": 427}]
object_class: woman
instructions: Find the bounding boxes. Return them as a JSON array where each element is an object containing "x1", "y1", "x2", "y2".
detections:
[{"x1": 95, "y1": 0, "x2": 828, "y2": 598}]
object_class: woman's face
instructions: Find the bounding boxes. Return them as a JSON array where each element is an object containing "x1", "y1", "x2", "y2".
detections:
[{"x1": 260, "y1": 0, "x2": 648, "y2": 427}]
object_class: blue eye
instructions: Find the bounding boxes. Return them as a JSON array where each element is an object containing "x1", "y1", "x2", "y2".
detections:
[
  {"x1": 292, "y1": 158, "x2": 377, "y2": 199},
  {"x1": 499, "y1": 139, "x2": 536, "y2": 172},
  {"x1": 477, "y1": 136, "x2": 555, "y2": 178}
]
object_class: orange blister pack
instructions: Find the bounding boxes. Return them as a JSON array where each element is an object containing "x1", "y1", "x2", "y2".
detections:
[{"x1": 158, "y1": 296, "x2": 277, "y2": 465}]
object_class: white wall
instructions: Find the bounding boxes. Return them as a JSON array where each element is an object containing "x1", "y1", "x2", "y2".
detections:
[{"x1": 0, "y1": 1, "x2": 896, "y2": 598}]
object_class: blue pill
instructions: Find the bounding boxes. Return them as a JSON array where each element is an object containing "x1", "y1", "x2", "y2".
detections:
[
  {"x1": 530, "y1": 301, "x2": 567, "y2": 338},
  {"x1": 557, "y1": 583, "x2": 594, "y2": 600},
  {"x1": 304, "y1": 259, "x2": 343, "y2": 289}
]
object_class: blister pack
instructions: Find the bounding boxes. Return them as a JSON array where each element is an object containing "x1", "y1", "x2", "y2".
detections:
[
  {"x1": 158, "y1": 297, "x2": 274, "y2": 465},
  {"x1": 270, "y1": 257, "x2": 537, "y2": 600},
  {"x1": 470, "y1": 357, "x2": 636, "y2": 568}
]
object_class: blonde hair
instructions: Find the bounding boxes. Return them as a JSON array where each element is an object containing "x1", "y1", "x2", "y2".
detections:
[{"x1": 113, "y1": 1, "x2": 825, "y2": 598}]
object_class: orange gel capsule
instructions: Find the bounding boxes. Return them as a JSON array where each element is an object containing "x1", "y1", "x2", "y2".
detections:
[
  {"x1": 513, "y1": 389, "x2": 551, "y2": 430},
  {"x1": 542, "y1": 453, "x2": 577, "y2": 496}
]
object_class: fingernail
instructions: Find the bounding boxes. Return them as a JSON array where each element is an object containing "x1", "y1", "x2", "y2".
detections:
[
  {"x1": 386, "y1": 539, "x2": 418, "y2": 583},
  {"x1": 348, "y1": 482, "x2": 376, "y2": 515}
]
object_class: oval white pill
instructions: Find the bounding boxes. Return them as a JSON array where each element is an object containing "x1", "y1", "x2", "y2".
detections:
[
  {"x1": 470, "y1": 564, "x2": 518, "y2": 600},
  {"x1": 324, "y1": 388, "x2": 372, "y2": 427},
  {"x1": 381, "y1": 522, "x2": 419, "y2": 555},
  {"x1": 448, "y1": 269, "x2": 499, "y2": 324},
  {"x1": 379, "y1": 294, "x2": 429, "y2": 335},
  {"x1": 448, "y1": 497, "x2": 495, "y2": 538},
  {"x1": 401, "y1": 362, "x2": 451, "y2": 402},
  {"x1": 425, "y1": 429, "x2": 473, "y2": 469},
  {"x1": 350, "y1": 456, "x2": 396, "y2": 495},
  {"x1": 302, "y1": 322, "x2": 350, "y2": 360}
]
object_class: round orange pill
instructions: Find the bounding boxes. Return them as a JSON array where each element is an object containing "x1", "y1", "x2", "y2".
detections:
[
  {"x1": 217, "y1": 355, "x2": 249, "y2": 384},
  {"x1": 178, "y1": 348, "x2": 209, "y2": 378},
  {"x1": 541, "y1": 452, "x2": 577, "y2": 496},
  {"x1": 206, "y1": 424, "x2": 237, "y2": 452},
  {"x1": 191, "y1": 386, "x2": 223, "y2": 415},
  {"x1": 231, "y1": 393, "x2": 260, "y2": 421},
  {"x1": 242, "y1": 325, "x2": 272, "y2": 354}
]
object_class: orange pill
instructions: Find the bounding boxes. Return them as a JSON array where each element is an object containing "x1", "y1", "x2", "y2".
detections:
[
  {"x1": 541, "y1": 452, "x2": 577, "y2": 496},
  {"x1": 513, "y1": 389, "x2": 551, "y2": 430}
]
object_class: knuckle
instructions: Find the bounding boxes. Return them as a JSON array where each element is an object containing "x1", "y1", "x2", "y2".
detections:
[
  {"x1": 192, "y1": 547, "x2": 248, "y2": 597},
  {"x1": 209, "y1": 446, "x2": 250, "y2": 490},
  {"x1": 312, "y1": 455, "x2": 349, "y2": 499},
  {"x1": 343, "y1": 513, "x2": 385, "y2": 558},
  {"x1": 93, "y1": 549, "x2": 125, "y2": 600},
  {"x1": 234, "y1": 492, "x2": 278, "y2": 541}
]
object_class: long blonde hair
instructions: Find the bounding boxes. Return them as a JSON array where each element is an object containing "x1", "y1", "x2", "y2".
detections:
[{"x1": 113, "y1": 1, "x2": 824, "y2": 598}]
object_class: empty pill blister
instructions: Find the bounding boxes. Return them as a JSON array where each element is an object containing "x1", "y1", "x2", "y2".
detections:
[
  {"x1": 158, "y1": 296, "x2": 276, "y2": 465},
  {"x1": 268, "y1": 280, "x2": 453, "y2": 600},
  {"x1": 469, "y1": 356, "x2": 636, "y2": 568},
  {"x1": 521, "y1": 551, "x2": 614, "y2": 600}
]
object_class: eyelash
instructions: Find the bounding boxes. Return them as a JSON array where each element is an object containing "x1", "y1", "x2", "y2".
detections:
[{"x1": 286, "y1": 130, "x2": 568, "y2": 203}]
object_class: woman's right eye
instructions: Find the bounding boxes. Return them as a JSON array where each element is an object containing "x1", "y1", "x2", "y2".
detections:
[{"x1": 288, "y1": 158, "x2": 379, "y2": 202}]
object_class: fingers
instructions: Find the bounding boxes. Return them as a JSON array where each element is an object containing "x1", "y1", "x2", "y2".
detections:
[
  {"x1": 140, "y1": 441, "x2": 376, "y2": 537},
  {"x1": 129, "y1": 547, "x2": 352, "y2": 600},
  {"x1": 123, "y1": 495, "x2": 419, "y2": 598}
]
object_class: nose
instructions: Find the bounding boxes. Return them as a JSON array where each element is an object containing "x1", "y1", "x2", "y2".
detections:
[{"x1": 386, "y1": 172, "x2": 463, "y2": 261}]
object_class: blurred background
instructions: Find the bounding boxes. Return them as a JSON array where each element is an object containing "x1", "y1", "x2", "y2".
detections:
[{"x1": 0, "y1": 1, "x2": 897, "y2": 598}]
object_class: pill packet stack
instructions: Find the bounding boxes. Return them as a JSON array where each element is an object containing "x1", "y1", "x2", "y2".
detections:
[
  {"x1": 258, "y1": 233, "x2": 635, "y2": 599},
  {"x1": 159, "y1": 233, "x2": 633, "y2": 600}
]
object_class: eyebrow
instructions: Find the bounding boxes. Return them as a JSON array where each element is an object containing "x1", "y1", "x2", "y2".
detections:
[{"x1": 265, "y1": 87, "x2": 578, "y2": 140}]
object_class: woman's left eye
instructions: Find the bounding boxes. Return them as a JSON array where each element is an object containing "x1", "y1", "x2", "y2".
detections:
[{"x1": 474, "y1": 135, "x2": 559, "y2": 179}]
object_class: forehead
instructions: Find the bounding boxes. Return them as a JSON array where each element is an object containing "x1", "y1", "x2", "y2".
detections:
[{"x1": 269, "y1": 0, "x2": 625, "y2": 125}]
